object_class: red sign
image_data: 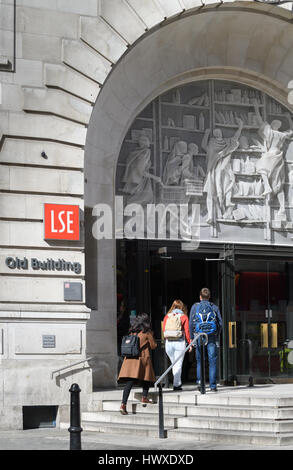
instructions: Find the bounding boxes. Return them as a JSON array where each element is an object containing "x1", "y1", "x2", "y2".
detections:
[{"x1": 44, "y1": 204, "x2": 80, "y2": 240}]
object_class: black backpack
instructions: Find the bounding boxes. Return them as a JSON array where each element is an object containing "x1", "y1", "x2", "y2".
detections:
[{"x1": 121, "y1": 333, "x2": 140, "y2": 358}]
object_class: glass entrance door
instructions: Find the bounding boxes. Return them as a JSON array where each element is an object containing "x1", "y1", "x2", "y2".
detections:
[{"x1": 235, "y1": 258, "x2": 293, "y2": 380}]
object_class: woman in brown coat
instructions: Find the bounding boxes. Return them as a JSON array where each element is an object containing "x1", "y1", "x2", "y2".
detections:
[{"x1": 118, "y1": 313, "x2": 157, "y2": 415}]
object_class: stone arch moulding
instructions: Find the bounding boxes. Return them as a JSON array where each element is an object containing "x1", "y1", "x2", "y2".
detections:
[
  {"x1": 84, "y1": 4, "x2": 293, "y2": 384},
  {"x1": 85, "y1": 4, "x2": 293, "y2": 209}
]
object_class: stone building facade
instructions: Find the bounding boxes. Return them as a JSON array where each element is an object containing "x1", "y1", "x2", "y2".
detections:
[{"x1": 1, "y1": 0, "x2": 293, "y2": 429}]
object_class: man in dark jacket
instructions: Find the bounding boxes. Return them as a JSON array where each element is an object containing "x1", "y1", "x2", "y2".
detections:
[{"x1": 189, "y1": 287, "x2": 222, "y2": 391}]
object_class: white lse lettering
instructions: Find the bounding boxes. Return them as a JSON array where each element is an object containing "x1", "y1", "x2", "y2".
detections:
[{"x1": 50, "y1": 210, "x2": 74, "y2": 234}]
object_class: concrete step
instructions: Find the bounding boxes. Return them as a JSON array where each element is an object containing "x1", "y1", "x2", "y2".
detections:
[
  {"x1": 61, "y1": 421, "x2": 165, "y2": 438},
  {"x1": 102, "y1": 400, "x2": 293, "y2": 420},
  {"x1": 187, "y1": 405, "x2": 293, "y2": 420},
  {"x1": 90, "y1": 387, "x2": 293, "y2": 407},
  {"x1": 167, "y1": 427, "x2": 293, "y2": 446},
  {"x1": 163, "y1": 392, "x2": 293, "y2": 407},
  {"x1": 81, "y1": 386, "x2": 293, "y2": 446},
  {"x1": 82, "y1": 411, "x2": 178, "y2": 428},
  {"x1": 176, "y1": 416, "x2": 293, "y2": 433},
  {"x1": 102, "y1": 400, "x2": 187, "y2": 416},
  {"x1": 83, "y1": 408, "x2": 293, "y2": 433},
  {"x1": 61, "y1": 418, "x2": 293, "y2": 445}
]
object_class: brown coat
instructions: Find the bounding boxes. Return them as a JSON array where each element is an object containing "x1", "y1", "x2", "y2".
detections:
[{"x1": 118, "y1": 331, "x2": 157, "y2": 383}]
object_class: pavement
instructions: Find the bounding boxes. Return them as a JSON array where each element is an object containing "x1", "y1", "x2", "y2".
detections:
[
  {"x1": 2, "y1": 383, "x2": 293, "y2": 454},
  {"x1": 0, "y1": 427, "x2": 292, "y2": 451}
]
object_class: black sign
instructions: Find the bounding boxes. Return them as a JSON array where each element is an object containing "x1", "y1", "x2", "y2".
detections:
[{"x1": 5, "y1": 256, "x2": 82, "y2": 275}]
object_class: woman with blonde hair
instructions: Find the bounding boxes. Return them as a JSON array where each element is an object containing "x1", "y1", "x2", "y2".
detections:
[{"x1": 162, "y1": 300, "x2": 191, "y2": 391}]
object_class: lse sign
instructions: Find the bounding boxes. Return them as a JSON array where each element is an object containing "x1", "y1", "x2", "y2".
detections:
[{"x1": 44, "y1": 204, "x2": 80, "y2": 240}]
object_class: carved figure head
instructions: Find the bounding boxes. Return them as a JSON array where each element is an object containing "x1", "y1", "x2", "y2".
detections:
[
  {"x1": 213, "y1": 128, "x2": 223, "y2": 139},
  {"x1": 188, "y1": 143, "x2": 199, "y2": 156},
  {"x1": 271, "y1": 120, "x2": 282, "y2": 131},
  {"x1": 176, "y1": 140, "x2": 188, "y2": 155},
  {"x1": 138, "y1": 135, "x2": 150, "y2": 148}
]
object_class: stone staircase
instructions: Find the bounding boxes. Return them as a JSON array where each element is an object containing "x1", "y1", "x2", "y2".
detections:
[{"x1": 61, "y1": 385, "x2": 293, "y2": 446}]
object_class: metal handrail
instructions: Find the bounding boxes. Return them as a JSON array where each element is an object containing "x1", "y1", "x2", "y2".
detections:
[
  {"x1": 154, "y1": 333, "x2": 208, "y2": 389},
  {"x1": 154, "y1": 332, "x2": 208, "y2": 439},
  {"x1": 51, "y1": 356, "x2": 95, "y2": 379}
]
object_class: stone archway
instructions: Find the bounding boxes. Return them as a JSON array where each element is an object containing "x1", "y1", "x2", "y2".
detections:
[{"x1": 84, "y1": 3, "x2": 293, "y2": 387}]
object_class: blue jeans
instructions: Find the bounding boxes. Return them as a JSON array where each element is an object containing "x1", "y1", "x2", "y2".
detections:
[{"x1": 196, "y1": 335, "x2": 218, "y2": 389}]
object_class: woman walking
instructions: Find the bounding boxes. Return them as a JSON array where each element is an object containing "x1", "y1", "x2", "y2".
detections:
[
  {"x1": 163, "y1": 300, "x2": 191, "y2": 391},
  {"x1": 118, "y1": 313, "x2": 157, "y2": 415}
]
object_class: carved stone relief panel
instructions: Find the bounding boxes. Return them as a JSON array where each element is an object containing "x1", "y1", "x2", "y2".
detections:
[{"x1": 115, "y1": 79, "x2": 293, "y2": 246}]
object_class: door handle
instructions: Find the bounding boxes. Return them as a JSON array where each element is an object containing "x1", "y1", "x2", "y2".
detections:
[
  {"x1": 229, "y1": 321, "x2": 237, "y2": 348},
  {"x1": 161, "y1": 320, "x2": 165, "y2": 347},
  {"x1": 261, "y1": 323, "x2": 268, "y2": 348},
  {"x1": 270, "y1": 323, "x2": 278, "y2": 348}
]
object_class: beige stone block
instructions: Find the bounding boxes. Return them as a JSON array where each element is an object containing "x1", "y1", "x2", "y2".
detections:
[
  {"x1": 7, "y1": 113, "x2": 87, "y2": 147},
  {"x1": 0, "y1": 139, "x2": 84, "y2": 168},
  {"x1": 126, "y1": 0, "x2": 164, "y2": 29},
  {"x1": 0, "y1": 220, "x2": 84, "y2": 248},
  {"x1": 14, "y1": 0, "x2": 58, "y2": 8},
  {"x1": 23, "y1": 88, "x2": 92, "y2": 125},
  {"x1": 45, "y1": 64, "x2": 99, "y2": 104},
  {"x1": 59, "y1": 169, "x2": 84, "y2": 195},
  {"x1": 6, "y1": 0, "x2": 98, "y2": 15},
  {"x1": 0, "y1": 59, "x2": 43, "y2": 87},
  {"x1": 80, "y1": 16, "x2": 127, "y2": 64},
  {"x1": 156, "y1": 0, "x2": 183, "y2": 17},
  {"x1": 2, "y1": 357, "x2": 92, "y2": 409},
  {"x1": 17, "y1": 6, "x2": 79, "y2": 38},
  {"x1": 0, "y1": 4, "x2": 14, "y2": 31},
  {"x1": 0, "y1": 165, "x2": 9, "y2": 190},
  {"x1": 22, "y1": 33, "x2": 62, "y2": 61},
  {"x1": 62, "y1": 39, "x2": 111, "y2": 85},
  {"x1": 99, "y1": 0, "x2": 146, "y2": 44},
  {"x1": 0, "y1": 248, "x2": 84, "y2": 276},
  {"x1": 56, "y1": 0, "x2": 98, "y2": 16},
  {"x1": 0, "y1": 276, "x2": 85, "y2": 303},
  {"x1": 14, "y1": 325, "x2": 83, "y2": 355},
  {"x1": 0, "y1": 84, "x2": 24, "y2": 111},
  {"x1": 0, "y1": 328, "x2": 3, "y2": 355},
  {"x1": 1, "y1": 165, "x2": 83, "y2": 195},
  {"x1": 0, "y1": 193, "x2": 84, "y2": 219},
  {"x1": 180, "y1": 0, "x2": 201, "y2": 7},
  {"x1": 0, "y1": 111, "x2": 11, "y2": 136},
  {"x1": 0, "y1": 30, "x2": 14, "y2": 58}
]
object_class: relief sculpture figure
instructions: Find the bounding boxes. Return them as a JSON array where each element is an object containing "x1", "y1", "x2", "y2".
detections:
[
  {"x1": 202, "y1": 118, "x2": 243, "y2": 223},
  {"x1": 180, "y1": 143, "x2": 199, "y2": 183},
  {"x1": 254, "y1": 101, "x2": 293, "y2": 221},
  {"x1": 163, "y1": 140, "x2": 187, "y2": 185},
  {"x1": 122, "y1": 135, "x2": 160, "y2": 204}
]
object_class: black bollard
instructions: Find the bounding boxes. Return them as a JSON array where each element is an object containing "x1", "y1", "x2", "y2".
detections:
[
  {"x1": 200, "y1": 336, "x2": 206, "y2": 394},
  {"x1": 68, "y1": 383, "x2": 83, "y2": 450},
  {"x1": 248, "y1": 376, "x2": 254, "y2": 387}
]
